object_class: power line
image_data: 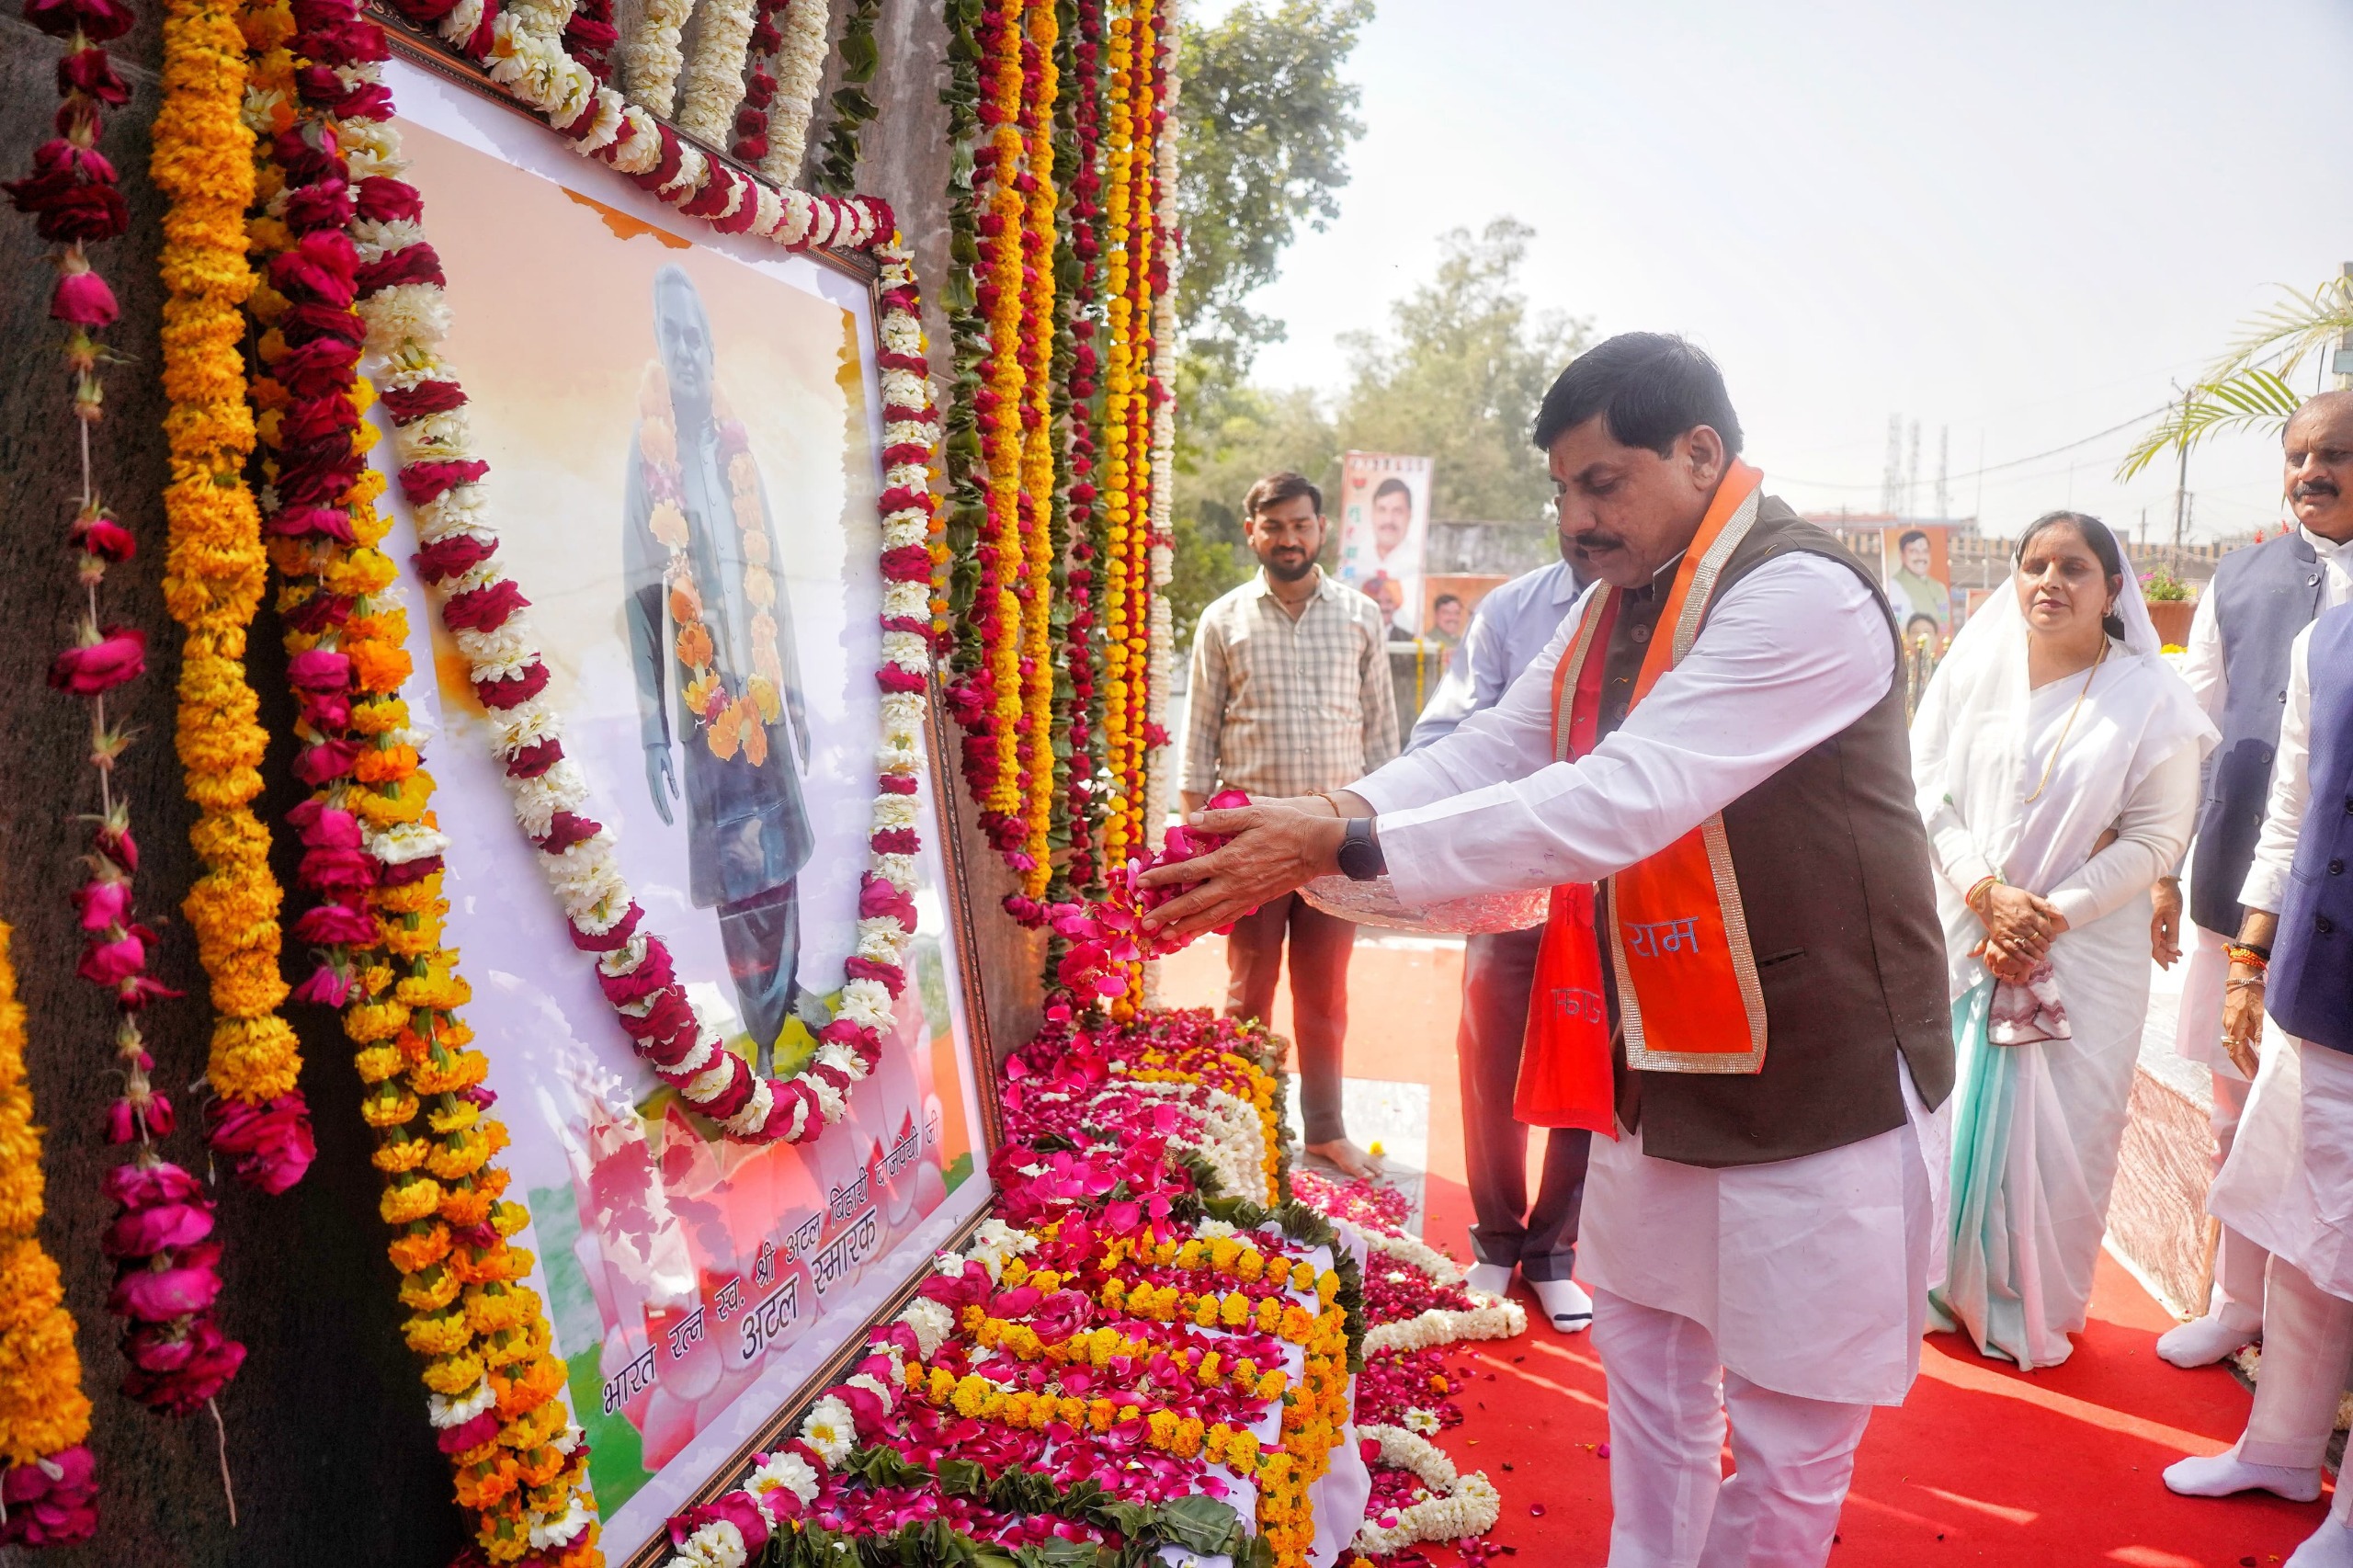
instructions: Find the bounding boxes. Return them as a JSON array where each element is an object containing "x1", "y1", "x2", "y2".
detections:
[{"x1": 1775, "y1": 402, "x2": 2175, "y2": 494}]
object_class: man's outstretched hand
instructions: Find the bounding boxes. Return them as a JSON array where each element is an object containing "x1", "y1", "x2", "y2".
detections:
[{"x1": 1136, "y1": 797, "x2": 1350, "y2": 939}]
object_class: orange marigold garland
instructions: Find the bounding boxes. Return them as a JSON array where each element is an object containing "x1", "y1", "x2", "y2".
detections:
[
  {"x1": 0, "y1": 920, "x2": 97, "y2": 1548},
  {"x1": 1016, "y1": 0, "x2": 1061, "y2": 906},
  {"x1": 239, "y1": 6, "x2": 600, "y2": 1562},
  {"x1": 153, "y1": 0, "x2": 312, "y2": 1196}
]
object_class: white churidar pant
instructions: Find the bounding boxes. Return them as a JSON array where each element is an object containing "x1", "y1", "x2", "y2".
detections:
[
  {"x1": 2177, "y1": 925, "x2": 2268, "y2": 1330},
  {"x1": 2235, "y1": 1253, "x2": 2353, "y2": 1469},
  {"x1": 1591, "y1": 1289, "x2": 1877, "y2": 1568},
  {"x1": 1576, "y1": 1065, "x2": 1944, "y2": 1565},
  {"x1": 2207, "y1": 1031, "x2": 2353, "y2": 1474}
]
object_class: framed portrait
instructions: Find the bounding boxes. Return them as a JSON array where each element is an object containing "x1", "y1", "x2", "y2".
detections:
[
  {"x1": 371, "y1": 56, "x2": 996, "y2": 1562},
  {"x1": 1336, "y1": 451, "x2": 1433, "y2": 637}
]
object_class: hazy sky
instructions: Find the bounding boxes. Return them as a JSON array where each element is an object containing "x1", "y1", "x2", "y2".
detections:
[{"x1": 1196, "y1": 0, "x2": 2353, "y2": 540}]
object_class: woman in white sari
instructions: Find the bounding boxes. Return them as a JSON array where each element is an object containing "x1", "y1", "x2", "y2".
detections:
[{"x1": 1912, "y1": 510, "x2": 2215, "y2": 1368}]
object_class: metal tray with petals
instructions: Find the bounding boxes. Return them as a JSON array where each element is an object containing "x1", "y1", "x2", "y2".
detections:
[{"x1": 1297, "y1": 874, "x2": 1548, "y2": 935}]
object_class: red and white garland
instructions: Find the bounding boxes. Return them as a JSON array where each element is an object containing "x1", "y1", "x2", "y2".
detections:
[
  {"x1": 380, "y1": 0, "x2": 888, "y2": 256},
  {"x1": 342, "y1": 14, "x2": 945, "y2": 1144}
]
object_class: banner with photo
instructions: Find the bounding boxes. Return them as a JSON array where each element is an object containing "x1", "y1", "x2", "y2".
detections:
[
  {"x1": 1336, "y1": 451, "x2": 1434, "y2": 637},
  {"x1": 1878, "y1": 523, "x2": 1956, "y2": 645},
  {"x1": 378, "y1": 62, "x2": 994, "y2": 1561}
]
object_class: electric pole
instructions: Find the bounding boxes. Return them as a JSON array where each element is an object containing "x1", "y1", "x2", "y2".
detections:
[{"x1": 2172, "y1": 385, "x2": 2191, "y2": 550}]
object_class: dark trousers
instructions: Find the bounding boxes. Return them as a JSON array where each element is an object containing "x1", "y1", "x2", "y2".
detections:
[
  {"x1": 1223, "y1": 892, "x2": 1356, "y2": 1145},
  {"x1": 717, "y1": 881, "x2": 799, "y2": 1073},
  {"x1": 1461, "y1": 926, "x2": 1589, "y2": 1282}
]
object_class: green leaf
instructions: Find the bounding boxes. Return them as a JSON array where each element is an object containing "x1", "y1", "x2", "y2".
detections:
[{"x1": 1158, "y1": 1496, "x2": 1245, "y2": 1555}]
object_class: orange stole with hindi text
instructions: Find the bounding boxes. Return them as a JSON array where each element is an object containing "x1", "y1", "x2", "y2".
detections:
[{"x1": 1512, "y1": 463, "x2": 1772, "y2": 1136}]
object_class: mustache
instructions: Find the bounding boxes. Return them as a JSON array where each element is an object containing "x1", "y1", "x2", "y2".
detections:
[
  {"x1": 1570, "y1": 530, "x2": 1628, "y2": 554},
  {"x1": 2295, "y1": 479, "x2": 2341, "y2": 500}
]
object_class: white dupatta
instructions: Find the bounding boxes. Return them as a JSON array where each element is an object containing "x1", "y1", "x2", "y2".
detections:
[{"x1": 1910, "y1": 565, "x2": 2216, "y2": 1003}]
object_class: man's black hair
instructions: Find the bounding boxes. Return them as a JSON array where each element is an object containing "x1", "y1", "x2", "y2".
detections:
[
  {"x1": 1433, "y1": 593, "x2": 1461, "y2": 609},
  {"x1": 1244, "y1": 471, "x2": 1323, "y2": 518},
  {"x1": 1531, "y1": 332, "x2": 1745, "y2": 458},
  {"x1": 1898, "y1": 528, "x2": 1929, "y2": 552},
  {"x1": 1371, "y1": 476, "x2": 1412, "y2": 504}
]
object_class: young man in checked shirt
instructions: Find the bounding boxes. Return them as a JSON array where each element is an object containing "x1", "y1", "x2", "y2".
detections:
[{"x1": 1181, "y1": 472, "x2": 1400, "y2": 1180}]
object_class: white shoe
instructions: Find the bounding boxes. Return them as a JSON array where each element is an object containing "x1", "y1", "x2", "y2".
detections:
[
  {"x1": 1464, "y1": 1263, "x2": 1513, "y2": 1298},
  {"x1": 2156, "y1": 1312, "x2": 2259, "y2": 1369},
  {"x1": 2162, "y1": 1449, "x2": 2322, "y2": 1502},
  {"x1": 1529, "y1": 1277, "x2": 1594, "y2": 1334},
  {"x1": 2287, "y1": 1518, "x2": 2353, "y2": 1567}
]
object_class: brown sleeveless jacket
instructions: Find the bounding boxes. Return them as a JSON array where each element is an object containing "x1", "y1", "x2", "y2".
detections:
[{"x1": 1596, "y1": 496, "x2": 1954, "y2": 1167}]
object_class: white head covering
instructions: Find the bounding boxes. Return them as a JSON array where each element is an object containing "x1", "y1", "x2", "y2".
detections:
[{"x1": 1910, "y1": 517, "x2": 2217, "y2": 993}]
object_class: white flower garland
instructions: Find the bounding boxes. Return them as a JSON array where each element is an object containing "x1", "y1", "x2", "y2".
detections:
[
  {"x1": 353, "y1": 27, "x2": 941, "y2": 1147},
  {"x1": 620, "y1": 0, "x2": 696, "y2": 118},
  {"x1": 756, "y1": 0, "x2": 830, "y2": 186},
  {"x1": 672, "y1": 0, "x2": 758, "y2": 145},
  {"x1": 1362, "y1": 1296, "x2": 1527, "y2": 1357},
  {"x1": 1360, "y1": 1222, "x2": 1471, "y2": 1289},
  {"x1": 425, "y1": 0, "x2": 890, "y2": 254},
  {"x1": 1350, "y1": 1425, "x2": 1503, "y2": 1556}
]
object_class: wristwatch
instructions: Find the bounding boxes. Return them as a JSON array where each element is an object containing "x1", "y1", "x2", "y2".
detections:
[{"x1": 1337, "y1": 816, "x2": 1386, "y2": 881}]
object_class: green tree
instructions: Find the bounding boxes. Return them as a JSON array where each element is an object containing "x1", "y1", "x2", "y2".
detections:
[
  {"x1": 1174, "y1": 0, "x2": 1373, "y2": 397},
  {"x1": 1335, "y1": 217, "x2": 1589, "y2": 522}
]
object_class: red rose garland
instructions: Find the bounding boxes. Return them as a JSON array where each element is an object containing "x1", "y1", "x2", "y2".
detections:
[{"x1": 7, "y1": 0, "x2": 253, "y2": 1482}]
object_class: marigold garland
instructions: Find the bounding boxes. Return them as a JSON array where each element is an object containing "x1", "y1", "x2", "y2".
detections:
[
  {"x1": 1016, "y1": 0, "x2": 1062, "y2": 907},
  {"x1": 153, "y1": 0, "x2": 312, "y2": 1196},
  {"x1": 0, "y1": 921, "x2": 97, "y2": 1549},
  {"x1": 238, "y1": 5, "x2": 598, "y2": 1560}
]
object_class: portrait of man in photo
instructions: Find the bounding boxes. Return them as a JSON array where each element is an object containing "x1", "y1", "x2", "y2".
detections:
[{"x1": 623, "y1": 264, "x2": 815, "y2": 1073}]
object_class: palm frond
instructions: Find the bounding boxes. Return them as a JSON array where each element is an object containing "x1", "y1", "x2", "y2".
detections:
[
  {"x1": 2117, "y1": 367, "x2": 2306, "y2": 481},
  {"x1": 2214, "y1": 276, "x2": 2353, "y2": 383},
  {"x1": 2116, "y1": 273, "x2": 2350, "y2": 482}
]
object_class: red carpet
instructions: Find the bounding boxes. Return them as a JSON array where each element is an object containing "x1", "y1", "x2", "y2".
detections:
[{"x1": 1159, "y1": 937, "x2": 2323, "y2": 1566}]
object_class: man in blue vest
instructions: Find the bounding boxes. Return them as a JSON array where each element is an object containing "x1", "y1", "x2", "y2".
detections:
[
  {"x1": 2158, "y1": 388, "x2": 2353, "y2": 1369},
  {"x1": 1409, "y1": 545, "x2": 1593, "y2": 1334},
  {"x1": 2163, "y1": 590, "x2": 2353, "y2": 1565}
]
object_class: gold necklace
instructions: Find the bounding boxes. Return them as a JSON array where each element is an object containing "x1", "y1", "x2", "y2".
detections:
[{"x1": 2022, "y1": 634, "x2": 2110, "y2": 805}]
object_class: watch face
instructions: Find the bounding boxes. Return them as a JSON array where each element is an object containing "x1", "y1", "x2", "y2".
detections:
[{"x1": 1339, "y1": 831, "x2": 1381, "y2": 881}]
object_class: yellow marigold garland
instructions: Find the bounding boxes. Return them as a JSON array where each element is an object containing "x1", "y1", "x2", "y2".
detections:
[
  {"x1": 1016, "y1": 0, "x2": 1061, "y2": 900},
  {"x1": 239, "y1": 7, "x2": 598, "y2": 1560},
  {"x1": 152, "y1": 0, "x2": 308, "y2": 1190},
  {"x1": 0, "y1": 920, "x2": 97, "y2": 1543},
  {"x1": 980, "y1": 0, "x2": 1029, "y2": 828}
]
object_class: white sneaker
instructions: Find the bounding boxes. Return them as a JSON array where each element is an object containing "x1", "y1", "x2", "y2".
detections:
[
  {"x1": 1529, "y1": 1277, "x2": 1594, "y2": 1334},
  {"x1": 1464, "y1": 1263, "x2": 1513, "y2": 1298},
  {"x1": 2155, "y1": 1312, "x2": 2259, "y2": 1369},
  {"x1": 2162, "y1": 1449, "x2": 2322, "y2": 1502}
]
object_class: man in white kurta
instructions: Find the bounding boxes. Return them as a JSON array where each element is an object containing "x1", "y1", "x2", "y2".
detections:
[{"x1": 1141, "y1": 335, "x2": 1953, "y2": 1568}]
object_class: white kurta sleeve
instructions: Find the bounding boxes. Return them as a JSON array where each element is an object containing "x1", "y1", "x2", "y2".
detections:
[
  {"x1": 1358, "y1": 555, "x2": 1897, "y2": 905},
  {"x1": 2178, "y1": 591, "x2": 2227, "y2": 722},
  {"x1": 2240, "y1": 625, "x2": 2316, "y2": 915},
  {"x1": 2043, "y1": 742, "x2": 2202, "y2": 929}
]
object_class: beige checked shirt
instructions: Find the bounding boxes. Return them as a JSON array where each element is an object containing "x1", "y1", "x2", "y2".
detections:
[{"x1": 1182, "y1": 568, "x2": 1400, "y2": 800}]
